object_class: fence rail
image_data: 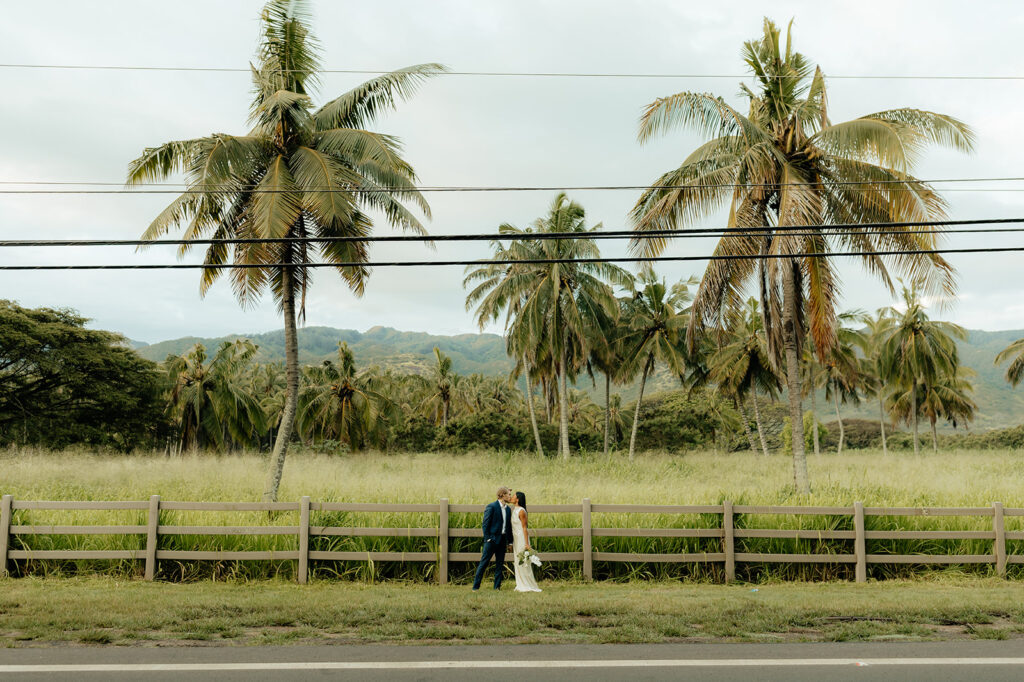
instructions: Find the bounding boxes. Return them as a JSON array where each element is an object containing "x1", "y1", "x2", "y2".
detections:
[{"x1": 0, "y1": 494, "x2": 1018, "y2": 583}]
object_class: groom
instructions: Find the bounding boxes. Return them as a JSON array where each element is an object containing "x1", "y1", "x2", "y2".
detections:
[{"x1": 471, "y1": 486, "x2": 514, "y2": 590}]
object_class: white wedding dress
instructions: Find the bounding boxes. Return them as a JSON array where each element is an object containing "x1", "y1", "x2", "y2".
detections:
[{"x1": 511, "y1": 505, "x2": 542, "y2": 592}]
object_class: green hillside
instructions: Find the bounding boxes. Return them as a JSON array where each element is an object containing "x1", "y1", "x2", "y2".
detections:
[
  {"x1": 135, "y1": 325, "x2": 1024, "y2": 429},
  {"x1": 136, "y1": 325, "x2": 513, "y2": 377}
]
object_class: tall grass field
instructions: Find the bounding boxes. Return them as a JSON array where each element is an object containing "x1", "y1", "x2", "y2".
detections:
[{"x1": 3, "y1": 448, "x2": 1024, "y2": 583}]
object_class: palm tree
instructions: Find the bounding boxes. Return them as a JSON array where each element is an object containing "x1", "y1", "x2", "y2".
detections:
[
  {"x1": 165, "y1": 340, "x2": 265, "y2": 452},
  {"x1": 252, "y1": 362, "x2": 286, "y2": 450},
  {"x1": 879, "y1": 281, "x2": 966, "y2": 455},
  {"x1": 587, "y1": 300, "x2": 628, "y2": 457},
  {"x1": 419, "y1": 347, "x2": 462, "y2": 427},
  {"x1": 297, "y1": 343, "x2": 394, "y2": 450},
  {"x1": 619, "y1": 268, "x2": 695, "y2": 460},
  {"x1": 604, "y1": 394, "x2": 630, "y2": 448},
  {"x1": 711, "y1": 298, "x2": 780, "y2": 456},
  {"x1": 889, "y1": 366, "x2": 976, "y2": 452},
  {"x1": 800, "y1": 346, "x2": 825, "y2": 456},
  {"x1": 629, "y1": 18, "x2": 973, "y2": 492},
  {"x1": 821, "y1": 344, "x2": 859, "y2": 456},
  {"x1": 860, "y1": 309, "x2": 896, "y2": 454},
  {"x1": 821, "y1": 312, "x2": 864, "y2": 455},
  {"x1": 127, "y1": 1, "x2": 443, "y2": 500},
  {"x1": 995, "y1": 338, "x2": 1024, "y2": 387},
  {"x1": 464, "y1": 194, "x2": 629, "y2": 458}
]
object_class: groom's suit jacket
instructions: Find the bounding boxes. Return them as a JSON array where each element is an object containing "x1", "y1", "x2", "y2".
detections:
[{"x1": 481, "y1": 500, "x2": 513, "y2": 545}]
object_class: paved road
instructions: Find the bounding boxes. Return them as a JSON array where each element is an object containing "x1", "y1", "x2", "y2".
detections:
[{"x1": 3, "y1": 641, "x2": 1024, "y2": 681}]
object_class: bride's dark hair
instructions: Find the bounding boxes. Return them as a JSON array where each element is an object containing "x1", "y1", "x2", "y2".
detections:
[{"x1": 515, "y1": 491, "x2": 527, "y2": 510}]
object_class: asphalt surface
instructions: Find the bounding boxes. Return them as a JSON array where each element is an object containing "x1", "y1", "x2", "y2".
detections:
[{"x1": 3, "y1": 641, "x2": 1024, "y2": 681}]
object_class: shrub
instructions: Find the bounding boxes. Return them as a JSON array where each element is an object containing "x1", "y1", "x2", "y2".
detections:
[{"x1": 782, "y1": 412, "x2": 828, "y2": 455}]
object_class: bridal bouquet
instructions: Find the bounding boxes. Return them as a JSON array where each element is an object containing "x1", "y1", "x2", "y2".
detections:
[{"x1": 516, "y1": 548, "x2": 542, "y2": 567}]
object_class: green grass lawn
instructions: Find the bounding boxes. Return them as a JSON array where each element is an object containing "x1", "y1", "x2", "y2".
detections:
[{"x1": 3, "y1": 576, "x2": 1024, "y2": 646}]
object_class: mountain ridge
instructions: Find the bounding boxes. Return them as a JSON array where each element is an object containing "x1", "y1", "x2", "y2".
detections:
[{"x1": 135, "y1": 325, "x2": 1024, "y2": 430}]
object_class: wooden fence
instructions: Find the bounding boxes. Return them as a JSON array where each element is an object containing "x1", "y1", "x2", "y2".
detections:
[{"x1": 0, "y1": 494, "x2": 1020, "y2": 583}]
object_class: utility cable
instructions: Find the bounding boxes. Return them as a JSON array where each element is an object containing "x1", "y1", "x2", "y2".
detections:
[
  {"x1": 3, "y1": 176, "x2": 1024, "y2": 188},
  {"x1": 2, "y1": 217, "x2": 1023, "y2": 248},
  {"x1": 3, "y1": 245, "x2": 1024, "y2": 270},
  {"x1": 3, "y1": 63, "x2": 1024, "y2": 80}
]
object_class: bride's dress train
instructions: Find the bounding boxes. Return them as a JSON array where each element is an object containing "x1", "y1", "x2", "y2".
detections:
[{"x1": 511, "y1": 505, "x2": 542, "y2": 592}]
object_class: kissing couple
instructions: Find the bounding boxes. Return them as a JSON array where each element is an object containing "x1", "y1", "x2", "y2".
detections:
[{"x1": 471, "y1": 486, "x2": 542, "y2": 592}]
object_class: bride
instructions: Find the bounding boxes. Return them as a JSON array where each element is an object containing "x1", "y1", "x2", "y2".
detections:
[{"x1": 511, "y1": 491, "x2": 542, "y2": 592}]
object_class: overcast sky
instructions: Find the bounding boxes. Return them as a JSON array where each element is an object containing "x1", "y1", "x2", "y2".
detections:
[{"x1": 2, "y1": 0, "x2": 1024, "y2": 343}]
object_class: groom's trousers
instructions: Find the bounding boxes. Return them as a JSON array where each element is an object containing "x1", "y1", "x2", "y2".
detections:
[{"x1": 471, "y1": 537, "x2": 507, "y2": 589}]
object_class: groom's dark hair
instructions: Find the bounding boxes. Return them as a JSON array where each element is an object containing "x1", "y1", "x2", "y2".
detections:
[{"x1": 515, "y1": 491, "x2": 527, "y2": 510}]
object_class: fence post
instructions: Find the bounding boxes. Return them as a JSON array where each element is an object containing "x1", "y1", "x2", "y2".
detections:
[
  {"x1": 144, "y1": 495, "x2": 160, "y2": 581},
  {"x1": 854, "y1": 501, "x2": 866, "y2": 583},
  {"x1": 0, "y1": 495, "x2": 11, "y2": 578},
  {"x1": 723, "y1": 500, "x2": 735, "y2": 584},
  {"x1": 994, "y1": 501, "x2": 1006, "y2": 578},
  {"x1": 439, "y1": 498, "x2": 449, "y2": 585},
  {"x1": 298, "y1": 496, "x2": 310, "y2": 584},
  {"x1": 582, "y1": 498, "x2": 593, "y2": 581}
]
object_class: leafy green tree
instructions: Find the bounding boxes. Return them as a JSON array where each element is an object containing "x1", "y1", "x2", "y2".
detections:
[
  {"x1": 127, "y1": 0, "x2": 442, "y2": 499},
  {"x1": 297, "y1": 342, "x2": 394, "y2": 449},
  {"x1": 164, "y1": 340, "x2": 266, "y2": 452},
  {"x1": 630, "y1": 18, "x2": 973, "y2": 491},
  {"x1": 619, "y1": 269, "x2": 695, "y2": 460},
  {"x1": 0, "y1": 300, "x2": 166, "y2": 451},
  {"x1": 880, "y1": 282, "x2": 966, "y2": 454},
  {"x1": 464, "y1": 194, "x2": 628, "y2": 458}
]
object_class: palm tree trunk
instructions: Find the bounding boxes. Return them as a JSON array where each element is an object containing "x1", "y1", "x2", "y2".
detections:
[
  {"x1": 782, "y1": 262, "x2": 810, "y2": 494},
  {"x1": 833, "y1": 389, "x2": 845, "y2": 456},
  {"x1": 752, "y1": 392, "x2": 769, "y2": 457},
  {"x1": 522, "y1": 358, "x2": 543, "y2": 457},
  {"x1": 442, "y1": 400, "x2": 448, "y2": 429},
  {"x1": 810, "y1": 377, "x2": 821, "y2": 456},
  {"x1": 931, "y1": 417, "x2": 938, "y2": 453},
  {"x1": 263, "y1": 273, "x2": 299, "y2": 503},
  {"x1": 558, "y1": 353, "x2": 570, "y2": 459},
  {"x1": 912, "y1": 382, "x2": 920, "y2": 456},
  {"x1": 542, "y1": 377, "x2": 552, "y2": 424},
  {"x1": 736, "y1": 396, "x2": 758, "y2": 455},
  {"x1": 603, "y1": 373, "x2": 611, "y2": 457},
  {"x1": 627, "y1": 356, "x2": 652, "y2": 461},
  {"x1": 878, "y1": 395, "x2": 888, "y2": 455}
]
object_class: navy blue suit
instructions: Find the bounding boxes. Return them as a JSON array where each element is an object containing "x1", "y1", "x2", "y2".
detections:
[{"x1": 471, "y1": 500, "x2": 513, "y2": 589}]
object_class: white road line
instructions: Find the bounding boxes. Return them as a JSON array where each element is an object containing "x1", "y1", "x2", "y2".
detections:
[{"x1": 2, "y1": 658, "x2": 1024, "y2": 672}]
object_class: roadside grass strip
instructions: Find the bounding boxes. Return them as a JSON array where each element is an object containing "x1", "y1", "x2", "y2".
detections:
[{"x1": 4, "y1": 577, "x2": 1024, "y2": 646}]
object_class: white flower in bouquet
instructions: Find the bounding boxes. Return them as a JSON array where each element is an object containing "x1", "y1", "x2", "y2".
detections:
[{"x1": 516, "y1": 548, "x2": 542, "y2": 567}]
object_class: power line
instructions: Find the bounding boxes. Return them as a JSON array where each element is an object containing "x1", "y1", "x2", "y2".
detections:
[
  {"x1": 3, "y1": 217, "x2": 1023, "y2": 248},
  {"x1": 4, "y1": 179, "x2": 1024, "y2": 195},
  {"x1": 2, "y1": 245, "x2": 1024, "y2": 271},
  {"x1": 3, "y1": 176, "x2": 1024, "y2": 189},
  {"x1": 7, "y1": 225, "x2": 1024, "y2": 249},
  {"x1": 3, "y1": 63, "x2": 1024, "y2": 81}
]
